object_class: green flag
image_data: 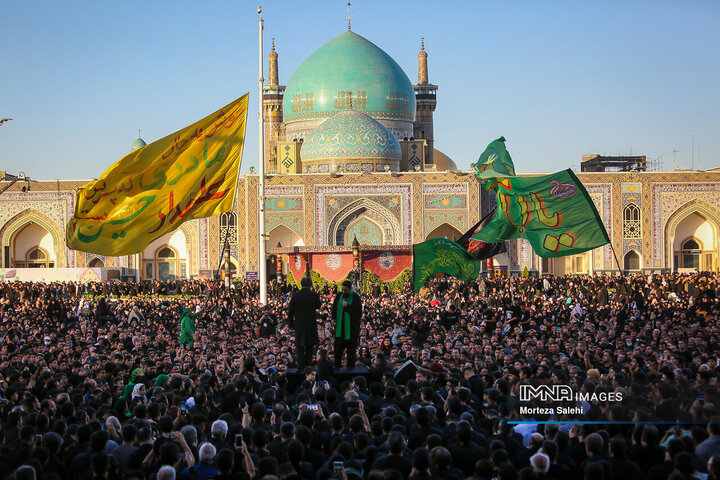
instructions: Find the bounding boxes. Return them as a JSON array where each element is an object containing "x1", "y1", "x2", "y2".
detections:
[
  {"x1": 471, "y1": 169, "x2": 610, "y2": 258},
  {"x1": 413, "y1": 238, "x2": 483, "y2": 291},
  {"x1": 472, "y1": 136, "x2": 516, "y2": 183}
]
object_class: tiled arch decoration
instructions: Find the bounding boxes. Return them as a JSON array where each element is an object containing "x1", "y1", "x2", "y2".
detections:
[
  {"x1": 0, "y1": 209, "x2": 68, "y2": 268},
  {"x1": 328, "y1": 198, "x2": 402, "y2": 246},
  {"x1": 664, "y1": 200, "x2": 720, "y2": 270}
]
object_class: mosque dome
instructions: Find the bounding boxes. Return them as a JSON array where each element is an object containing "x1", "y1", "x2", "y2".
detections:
[
  {"x1": 283, "y1": 31, "x2": 416, "y2": 141},
  {"x1": 301, "y1": 109, "x2": 400, "y2": 173},
  {"x1": 433, "y1": 148, "x2": 458, "y2": 171},
  {"x1": 131, "y1": 137, "x2": 147, "y2": 152}
]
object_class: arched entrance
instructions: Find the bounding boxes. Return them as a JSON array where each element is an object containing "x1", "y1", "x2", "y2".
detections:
[
  {"x1": 87, "y1": 257, "x2": 105, "y2": 268},
  {"x1": 624, "y1": 250, "x2": 640, "y2": 272},
  {"x1": 10, "y1": 222, "x2": 57, "y2": 268},
  {"x1": 267, "y1": 226, "x2": 303, "y2": 280},
  {"x1": 267, "y1": 225, "x2": 303, "y2": 249},
  {"x1": 327, "y1": 199, "x2": 401, "y2": 246},
  {"x1": 670, "y1": 211, "x2": 717, "y2": 271},
  {"x1": 425, "y1": 223, "x2": 463, "y2": 242},
  {"x1": 141, "y1": 229, "x2": 189, "y2": 280},
  {"x1": 550, "y1": 253, "x2": 589, "y2": 275},
  {"x1": 0, "y1": 210, "x2": 67, "y2": 268}
]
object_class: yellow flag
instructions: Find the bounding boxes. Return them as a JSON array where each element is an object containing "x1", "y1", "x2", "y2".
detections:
[{"x1": 66, "y1": 94, "x2": 249, "y2": 256}]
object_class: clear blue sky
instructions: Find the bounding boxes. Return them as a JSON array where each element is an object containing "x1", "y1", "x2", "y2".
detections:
[{"x1": 1, "y1": 0, "x2": 719, "y2": 180}]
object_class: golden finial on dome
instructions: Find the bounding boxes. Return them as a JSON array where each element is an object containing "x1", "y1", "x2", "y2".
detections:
[
  {"x1": 421, "y1": 37, "x2": 425, "y2": 51},
  {"x1": 345, "y1": 1, "x2": 353, "y2": 31},
  {"x1": 271, "y1": 37, "x2": 275, "y2": 52}
]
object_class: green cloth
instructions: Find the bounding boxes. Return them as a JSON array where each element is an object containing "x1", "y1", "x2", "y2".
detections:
[
  {"x1": 122, "y1": 368, "x2": 145, "y2": 399},
  {"x1": 155, "y1": 374, "x2": 170, "y2": 388},
  {"x1": 413, "y1": 238, "x2": 483, "y2": 291},
  {"x1": 335, "y1": 293, "x2": 353, "y2": 340},
  {"x1": 179, "y1": 307, "x2": 198, "y2": 346},
  {"x1": 472, "y1": 136, "x2": 516, "y2": 182},
  {"x1": 471, "y1": 169, "x2": 610, "y2": 258},
  {"x1": 122, "y1": 382, "x2": 135, "y2": 399}
]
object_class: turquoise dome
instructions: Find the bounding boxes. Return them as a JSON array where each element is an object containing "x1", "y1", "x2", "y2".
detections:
[
  {"x1": 301, "y1": 110, "x2": 401, "y2": 161},
  {"x1": 283, "y1": 31, "x2": 416, "y2": 124},
  {"x1": 131, "y1": 137, "x2": 147, "y2": 151}
]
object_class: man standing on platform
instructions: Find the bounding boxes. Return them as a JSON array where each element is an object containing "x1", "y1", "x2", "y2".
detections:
[
  {"x1": 332, "y1": 280, "x2": 362, "y2": 370},
  {"x1": 287, "y1": 276, "x2": 322, "y2": 368}
]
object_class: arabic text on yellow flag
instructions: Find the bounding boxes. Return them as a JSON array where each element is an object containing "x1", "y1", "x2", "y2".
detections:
[{"x1": 66, "y1": 94, "x2": 249, "y2": 256}]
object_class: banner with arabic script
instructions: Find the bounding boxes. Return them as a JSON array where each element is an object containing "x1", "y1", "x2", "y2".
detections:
[
  {"x1": 413, "y1": 238, "x2": 483, "y2": 291},
  {"x1": 66, "y1": 95, "x2": 249, "y2": 256},
  {"x1": 471, "y1": 169, "x2": 610, "y2": 258}
]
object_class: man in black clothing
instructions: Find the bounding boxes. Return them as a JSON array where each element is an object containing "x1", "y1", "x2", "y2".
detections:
[
  {"x1": 628, "y1": 425, "x2": 665, "y2": 475},
  {"x1": 451, "y1": 421, "x2": 487, "y2": 477},
  {"x1": 646, "y1": 438, "x2": 684, "y2": 480},
  {"x1": 259, "y1": 306, "x2": 278, "y2": 338},
  {"x1": 607, "y1": 437, "x2": 642, "y2": 480},
  {"x1": 288, "y1": 276, "x2": 322, "y2": 368},
  {"x1": 332, "y1": 280, "x2": 362, "y2": 370},
  {"x1": 370, "y1": 432, "x2": 412, "y2": 478}
]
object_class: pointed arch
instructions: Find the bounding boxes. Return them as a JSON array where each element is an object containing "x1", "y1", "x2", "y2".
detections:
[
  {"x1": 624, "y1": 250, "x2": 641, "y2": 271},
  {"x1": 665, "y1": 200, "x2": 720, "y2": 271},
  {"x1": 141, "y1": 227, "x2": 193, "y2": 280},
  {"x1": 267, "y1": 225, "x2": 304, "y2": 249},
  {"x1": 0, "y1": 209, "x2": 67, "y2": 268},
  {"x1": 87, "y1": 257, "x2": 105, "y2": 268},
  {"x1": 343, "y1": 215, "x2": 385, "y2": 246},
  {"x1": 327, "y1": 198, "x2": 401, "y2": 246},
  {"x1": 425, "y1": 223, "x2": 463, "y2": 242}
]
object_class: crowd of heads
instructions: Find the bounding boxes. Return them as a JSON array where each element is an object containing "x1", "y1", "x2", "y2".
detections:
[{"x1": 0, "y1": 271, "x2": 719, "y2": 480}]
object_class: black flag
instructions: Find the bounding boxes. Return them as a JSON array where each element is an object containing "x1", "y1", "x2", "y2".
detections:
[{"x1": 457, "y1": 209, "x2": 507, "y2": 260}]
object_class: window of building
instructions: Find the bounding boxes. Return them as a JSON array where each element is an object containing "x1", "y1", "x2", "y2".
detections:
[
  {"x1": 147, "y1": 245, "x2": 186, "y2": 281},
  {"x1": 623, "y1": 203, "x2": 641, "y2": 239},
  {"x1": 219, "y1": 212, "x2": 238, "y2": 251},
  {"x1": 682, "y1": 238, "x2": 702, "y2": 270},
  {"x1": 16, "y1": 246, "x2": 54, "y2": 268}
]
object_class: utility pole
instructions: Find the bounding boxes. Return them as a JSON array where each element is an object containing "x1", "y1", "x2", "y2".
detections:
[{"x1": 691, "y1": 135, "x2": 695, "y2": 170}]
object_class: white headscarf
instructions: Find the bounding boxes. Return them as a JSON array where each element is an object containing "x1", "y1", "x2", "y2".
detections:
[{"x1": 131, "y1": 383, "x2": 146, "y2": 401}]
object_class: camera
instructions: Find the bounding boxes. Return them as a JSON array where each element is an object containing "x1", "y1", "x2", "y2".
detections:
[{"x1": 235, "y1": 433, "x2": 243, "y2": 448}]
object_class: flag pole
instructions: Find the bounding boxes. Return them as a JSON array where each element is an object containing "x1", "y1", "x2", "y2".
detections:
[
  {"x1": 258, "y1": 6, "x2": 268, "y2": 305},
  {"x1": 610, "y1": 244, "x2": 623, "y2": 276}
]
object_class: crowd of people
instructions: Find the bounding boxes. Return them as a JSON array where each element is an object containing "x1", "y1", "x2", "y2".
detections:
[{"x1": 0, "y1": 271, "x2": 719, "y2": 480}]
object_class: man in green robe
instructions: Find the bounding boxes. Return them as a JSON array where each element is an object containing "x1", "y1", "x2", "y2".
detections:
[
  {"x1": 179, "y1": 306, "x2": 200, "y2": 347},
  {"x1": 332, "y1": 280, "x2": 362, "y2": 370}
]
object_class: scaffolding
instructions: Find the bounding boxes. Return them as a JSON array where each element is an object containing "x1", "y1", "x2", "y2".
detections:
[{"x1": 581, "y1": 154, "x2": 648, "y2": 172}]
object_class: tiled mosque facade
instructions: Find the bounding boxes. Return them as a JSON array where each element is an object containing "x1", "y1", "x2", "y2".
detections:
[{"x1": 1, "y1": 30, "x2": 718, "y2": 281}]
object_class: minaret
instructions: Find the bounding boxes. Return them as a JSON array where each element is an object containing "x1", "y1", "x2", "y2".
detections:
[
  {"x1": 413, "y1": 37, "x2": 437, "y2": 167},
  {"x1": 263, "y1": 38, "x2": 285, "y2": 172},
  {"x1": 418, "y1": 37, "x2": 428, "y2": 85},
  {"x1": 268, "y1": 37, "x2": 279, "y2": 87}
]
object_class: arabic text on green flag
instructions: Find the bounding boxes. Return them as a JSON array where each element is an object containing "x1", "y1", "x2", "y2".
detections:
[
  {"x1": 471, "y1": 169, "x2": 610, "y2": 258},
  {"x1": 413, "y1": 238, "x2": 483, "y2": 291}
]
